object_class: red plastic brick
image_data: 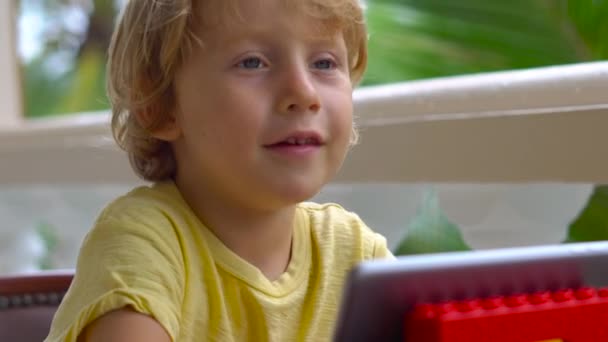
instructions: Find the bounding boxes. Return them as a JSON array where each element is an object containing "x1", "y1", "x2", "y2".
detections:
[{"x1": 404, "y1": 287, "x2": 608, "y2": 342}]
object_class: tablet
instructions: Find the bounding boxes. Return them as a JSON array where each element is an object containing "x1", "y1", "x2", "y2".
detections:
[{"x1": 333, "y1": 241, "x2": 608, "y2": 342}]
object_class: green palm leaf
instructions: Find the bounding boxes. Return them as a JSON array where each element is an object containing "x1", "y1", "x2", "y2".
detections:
[{"x1": 364, "y1": 0, "x2": 605, "y2": 84}]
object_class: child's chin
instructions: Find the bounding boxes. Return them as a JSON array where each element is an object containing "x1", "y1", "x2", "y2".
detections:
[
  {"x1": 277, "y1": 185, "x2": 323, "y2": 205},
  {"x1": 263, "y1": 174, "x2": 330, "y2": 205}
]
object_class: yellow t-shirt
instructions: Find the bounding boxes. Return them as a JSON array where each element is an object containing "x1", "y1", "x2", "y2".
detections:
[{"x1": 45, "y1": 182, "x2": 393, "y2": 342}]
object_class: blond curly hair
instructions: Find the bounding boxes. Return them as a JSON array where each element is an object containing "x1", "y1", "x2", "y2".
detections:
[{"x1": 108, "y1": 0, "x2": 368, "y2": 181}]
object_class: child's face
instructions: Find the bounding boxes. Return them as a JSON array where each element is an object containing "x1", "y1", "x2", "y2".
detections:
[{"x1": 166, "y1": 0, "x2": 354, "y2": 210}]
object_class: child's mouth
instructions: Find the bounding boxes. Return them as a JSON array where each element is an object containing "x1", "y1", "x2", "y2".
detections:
[
  {"x1": 264, "y1": 131, "x2": 324, "y2": 148},
  {"x1": 271, "y1": 137, "x2": 322, "y2": 147},
  {"x1": 264, "y1": 134, "x2": 324, "y2": 157}
]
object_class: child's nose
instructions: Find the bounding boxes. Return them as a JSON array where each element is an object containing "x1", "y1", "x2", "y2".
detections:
[{"x1": 277, "y1": 67, "x2": 321, "y2": 114}]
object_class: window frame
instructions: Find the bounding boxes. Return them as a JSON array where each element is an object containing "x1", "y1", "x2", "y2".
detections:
[{"x1": 0, "y1": 0, "x2": 22, "y2": 127}]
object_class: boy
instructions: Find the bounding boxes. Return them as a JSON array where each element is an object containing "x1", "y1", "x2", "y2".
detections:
[{"x1": 46, "y1": 0, "x2": 392, "y2": 341}]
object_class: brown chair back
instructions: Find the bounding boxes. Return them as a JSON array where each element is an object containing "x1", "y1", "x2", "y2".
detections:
[{"x1": 0, "y1": 270, "x2": 73, "y2": 342}]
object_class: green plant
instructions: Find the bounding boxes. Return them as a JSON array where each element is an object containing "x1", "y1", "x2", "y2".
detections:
[
  {"x1": 566, "y1": 187, "x2": 608, "y2": 243},
  {"x1": 35, "y1": 221, "x2": 59, "y2": 270},
  {"x1": 395, "y1": 190, "x2": 472, "y2": 255}
]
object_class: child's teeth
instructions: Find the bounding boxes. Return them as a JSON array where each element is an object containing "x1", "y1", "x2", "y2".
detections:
[{"x1": 283, "y1": 137, "x2": 317, "y2": 145}]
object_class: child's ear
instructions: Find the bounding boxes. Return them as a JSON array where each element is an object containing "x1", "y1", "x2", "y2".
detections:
[
  {"x1": 134, "y1": 108, "x2": 182, "y2": 142},
  {"x1": 151, "y1": 116, "x2": 182, "y2": 142}
]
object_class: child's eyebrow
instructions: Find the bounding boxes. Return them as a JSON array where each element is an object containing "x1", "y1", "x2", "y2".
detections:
[
  {"x1": 216, "y1": 32, "x2": 346, "y2": 53},
  {"x1": 207, "y1": 20, "x2": 345, "y2": 47}
]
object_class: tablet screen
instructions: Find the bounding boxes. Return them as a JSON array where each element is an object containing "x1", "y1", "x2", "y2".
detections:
[{"x1": 334, "y1": 241, "x2": 608, "y2": 341}]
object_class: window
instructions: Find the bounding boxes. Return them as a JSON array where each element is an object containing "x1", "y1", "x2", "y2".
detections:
[{"x1": 18, "y1": 0, "x2": 120, "y2": 118}]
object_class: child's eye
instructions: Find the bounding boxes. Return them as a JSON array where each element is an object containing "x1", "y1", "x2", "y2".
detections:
[
  {"x1": 237, "y1": 57, "x2": 266, "y2": 69},
  {"x1": 312, "y1": 59, "x2": 337, "y2": 70}
]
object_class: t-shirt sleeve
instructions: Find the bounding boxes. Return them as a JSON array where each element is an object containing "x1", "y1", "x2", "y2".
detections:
[
  {"x1": 45, "y1": 205, "x2": 185, "y2": 342},
  {"x1": 371, "y1": 233, "x2": 395, "y2": 260},
  {"x1": 331, "y1": 204, "x2": 395, "y2": 261}
]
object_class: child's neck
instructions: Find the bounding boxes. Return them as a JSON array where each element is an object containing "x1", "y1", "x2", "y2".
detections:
[{"x1": 176, "y1": 182, "x2": 296, "y2": 281}]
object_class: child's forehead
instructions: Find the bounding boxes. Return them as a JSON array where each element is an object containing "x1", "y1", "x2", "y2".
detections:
[{"x1": 195, "y1": 0, "x2": 346, "y2": 37}]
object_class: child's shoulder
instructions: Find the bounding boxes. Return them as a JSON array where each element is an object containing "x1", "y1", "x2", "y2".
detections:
[
  {"x1": 98, "y1": 181, "x2": 184, "y2": 222},
  {"x1": 299, "y1": 201, "x2": 381, "y2": 242},
  {"x1": 297, "y1": 201, "x2": 369, "y2": 230},
  {"x1": 297, "y1": 201, "x2": 391, "y2": 260},
  {"x1": 297, "y1": 201, "x2": 362, "y2": 221},
  {"x1": 89, "y1": 181, "x2": 194, "y2": 243},
  {"x1": 82, "y1": 181, "x2": 189, "y2": 263}
]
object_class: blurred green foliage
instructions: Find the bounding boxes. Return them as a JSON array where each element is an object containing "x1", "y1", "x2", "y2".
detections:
[
  {"x1": 36, "y1": 221, "x2": 59, "y2": 270},
  {"x1": 364, "y1": 0, "x2": 607, "y2": 85},
  {"x1": 20, "y1": 0, "x2": 115, "y2": 117}
]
